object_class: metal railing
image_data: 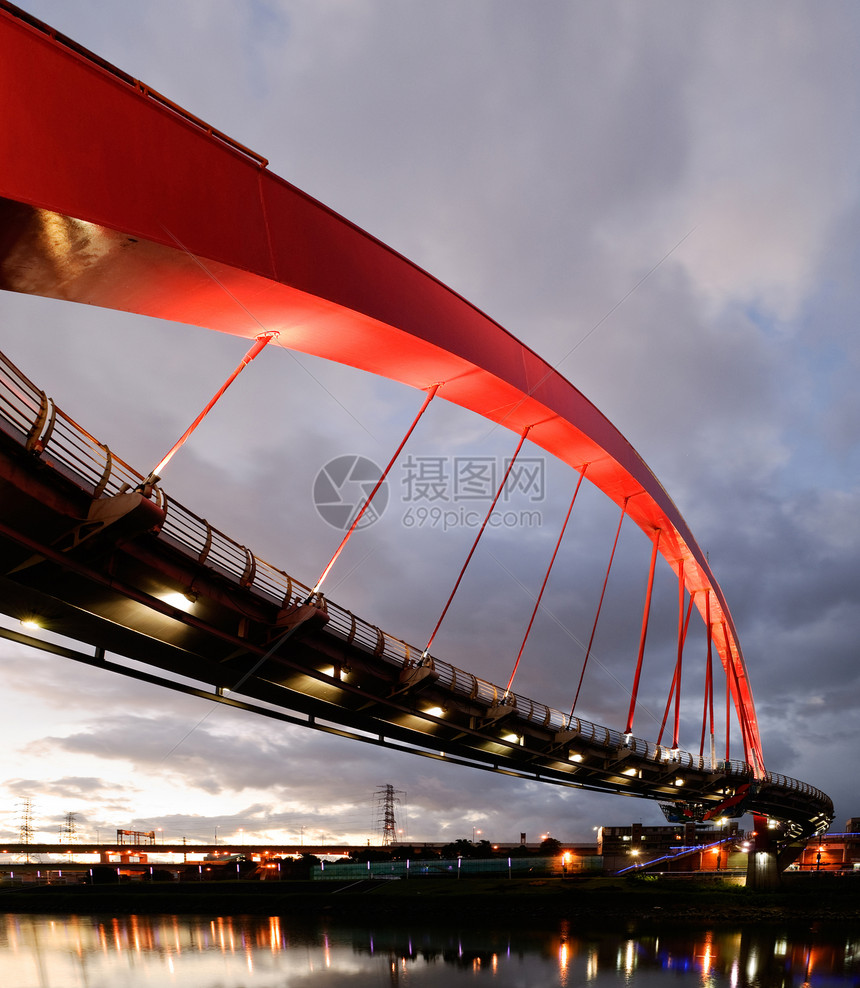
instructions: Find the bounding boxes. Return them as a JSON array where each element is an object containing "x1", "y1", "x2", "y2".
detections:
[{"x1": 763, "y1": 772, "x2": 831, "y2": 807}]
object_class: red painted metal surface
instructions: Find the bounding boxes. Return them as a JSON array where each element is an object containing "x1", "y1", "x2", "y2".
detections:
[{"x1": 0, "y1": 4, "x2": 764, "y2": 773}]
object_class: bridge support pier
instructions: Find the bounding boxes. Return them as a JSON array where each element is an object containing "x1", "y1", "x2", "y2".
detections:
[
  {"x1": 746, "y1": 847, "x2": 780, "y2": 889},
  {"x1": 745, "y1": 816, "x2": 780, "y2": 890}
]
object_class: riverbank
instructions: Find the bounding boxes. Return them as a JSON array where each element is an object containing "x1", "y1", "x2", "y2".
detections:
[{"x1": 1, "y1": 875, "x2": 857, "y2": 923}]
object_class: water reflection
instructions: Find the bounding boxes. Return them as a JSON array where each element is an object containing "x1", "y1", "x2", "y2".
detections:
[{"x1": 1, "y1": 912, "x2": 858, "y2": 987}]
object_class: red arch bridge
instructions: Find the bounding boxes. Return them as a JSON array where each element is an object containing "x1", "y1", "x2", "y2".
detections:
[{"x1": 0, "y1": 3, "x2": 832, "y2": 882}]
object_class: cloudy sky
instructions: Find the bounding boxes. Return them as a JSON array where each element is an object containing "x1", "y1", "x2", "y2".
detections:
[{"x1": 1, "y1": 1, "x2": 858, "y2": 850}]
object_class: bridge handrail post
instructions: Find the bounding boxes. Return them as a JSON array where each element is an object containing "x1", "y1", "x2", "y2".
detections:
[
  {"x1": 27, "y1": 392, "x2": 57, "y2": 454},
  {"x1": 239, "y1": 546, "x2": 256, "y2": 588},
  {"x1": 0, "y1": 351, "x2": 57, "y2": 454},
  {"x1": 91, "y1": 442, "x2": 113, "y2": 497}
]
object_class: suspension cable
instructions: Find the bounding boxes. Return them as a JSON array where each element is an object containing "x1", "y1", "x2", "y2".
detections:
[
  {"x1": 143, "y1": 331, "x2": 279, "y2": 485},
  {"x1": 505, "y1": 465, "x2": 587, "y2": 696},
  {"x1": 722, "y1": 620, "x2": 731, "y2": 762},
  {"x1": 568, "y1": 496, "x2": 626, "y2": 724},
  {"x1": 656, "y1": 581, "x2": 694, "y2": 748},
  {"x1": 624, "y1": 528, "x2": 661, "y2": 736},
  {"x1": 708, "y1": 609, "x2": 716, "y2": 764},
  {"x1": 309, "y1": 384, "x2": 439, "y2": 599},
  {"x1": 422, "y1": 427, "x2": 531, "y2": 660},
  {"x1": 699, "y1": 593, "x2": 716, "y2": 763},
  {"x1": 672, "y1": 570, "x2": 694, "y2": 749},
  {"x1": 724, "y1": 625, "x2": 756, "y2": 768}
]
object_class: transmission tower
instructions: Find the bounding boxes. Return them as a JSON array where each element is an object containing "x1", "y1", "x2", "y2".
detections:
[
  {"x1": 374, "y1": 784, "x2": 405, "y2": 845},
  {"x1": 60, "y1": 811, "x2": 78, "y2": 843},
  {"x1": 18, "y1": 797, "x2": 34, "y2": 845},
  {"x1": 17, "y1": 797, "x2": 34, "y2": 862}
]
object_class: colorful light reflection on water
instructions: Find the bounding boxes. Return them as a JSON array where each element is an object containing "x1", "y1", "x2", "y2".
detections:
[{"x1": 1, "y1": 913, "x2": 858, "y2": 987}]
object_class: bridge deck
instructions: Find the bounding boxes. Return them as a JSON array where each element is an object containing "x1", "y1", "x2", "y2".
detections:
[{"x1": 0, "y1": 349, "x2": 833, "y2": 843}]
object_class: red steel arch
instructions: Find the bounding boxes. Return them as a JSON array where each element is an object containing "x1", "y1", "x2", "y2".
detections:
[{"x1": 0, "y1": 3, "x2": 764, "y2": 774}]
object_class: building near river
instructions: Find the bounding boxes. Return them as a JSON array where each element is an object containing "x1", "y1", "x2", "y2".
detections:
[
  {"x1": 597, "y1": 821, "x2": 740, "y2": 872},
  {"x1": 789, "y1": 831, "x2": 860, "y2": 872}
]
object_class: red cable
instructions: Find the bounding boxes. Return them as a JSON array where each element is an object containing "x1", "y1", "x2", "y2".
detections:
[
  {"x1": 662, "y1": 590, "x2": 694, "y2": 748},
  {"x1": 423, "y1": 428, "x2": 530, "y2": 658},
  {"x1": 148, "y1": 331, "x2": 278, "y2": 482},
  {"x1": 725, "y1": 628, "x2": 756, "y2": 769},
  {"x1": 311, "y1": 385, "x2": 439, "y2": 597},
  {"x1": 624, "y1": 529, "x2": 661, "y2": 736},
  {"x1": 569, "y1": 497, "x2": 626, "y2": 722},
  {"x1": 661, "y1": 559, "x2": 686, "y2": 748},
  {"x1": 708, "y1": 604, "x2": 716, "y2": 746},
  {"x1": 700, "y1": 594, "x2": 716, "y2": 762},
  {"x1": 656, "y1": 586, "x2": 696, "y2": 747},
  {"x1": 722, "y1": 621, "x2": 731, "y2": 762},
  {"x1": 506, "y1": 466, "x2": 587, "y2": 695},
  {"x1": 672, "y1": 574, "x2": 694, "y2": 750},
  {"x1": 700, "y1": 594, "x2": 712, "y2": 758},
  {"x1": 657, "y1": 667, "x2": 678, "y2": 747}
]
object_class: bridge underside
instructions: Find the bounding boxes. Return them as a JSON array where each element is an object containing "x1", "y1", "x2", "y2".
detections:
[
  {"x1": 0, "y1": 439, "x2": 708, "y2": 800},
  {"x1": 0, "y1": 423, "x2": 832, "y2": 842}
]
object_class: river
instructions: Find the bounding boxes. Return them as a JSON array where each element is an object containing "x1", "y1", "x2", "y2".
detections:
[{"x1": 2, "y1": 913, "x2": 858, "y2": 987}]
